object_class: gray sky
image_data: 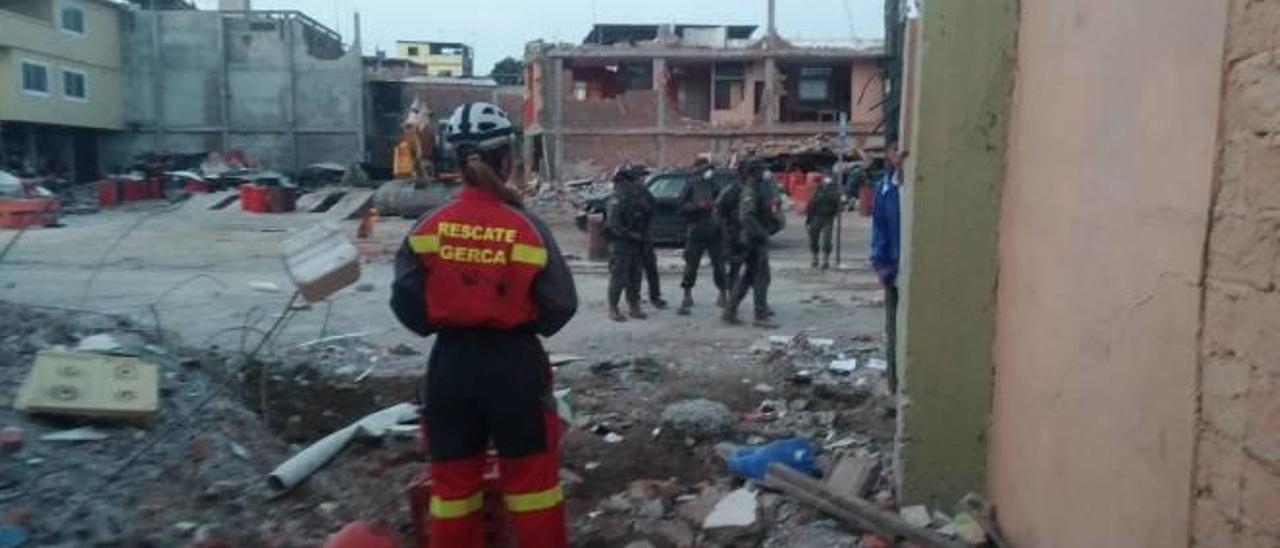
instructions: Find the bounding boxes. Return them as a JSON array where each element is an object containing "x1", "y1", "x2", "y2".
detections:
[{"x1": 192, "y1": 0, "x2": 884, "y2": 73}]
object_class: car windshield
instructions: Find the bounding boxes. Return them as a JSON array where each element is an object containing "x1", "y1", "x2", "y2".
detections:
[{"x1": 647, "y1": 175, "x2": 689, "y2": 199}]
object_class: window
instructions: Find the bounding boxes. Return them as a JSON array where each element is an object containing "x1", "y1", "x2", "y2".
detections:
[
  {"x1": 21, "y1": 62, "x2": 49, "y2": 95},
  {"x1": 647, "y1": 176, "x2": 689, "y2": 199},
  {"x1": 798, "y1": 67, "x2": 833, "y2": 102},
  {"x1": 407, "y1": 46, "x2": 420, "y2": 56},
  {"x1": 60, "y1": 3, "x2": 85, "y2": 35},
  {"x1": 713, "y1": 62, "x2": 746, "y2": 110},
  {"x1": 63, "y1": 70, "x2": 87, "y2": 100}
]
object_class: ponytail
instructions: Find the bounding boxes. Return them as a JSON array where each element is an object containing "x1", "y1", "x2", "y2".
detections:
[{"x1": 461, "y1": 149, "x2": 522, "y2": 207}]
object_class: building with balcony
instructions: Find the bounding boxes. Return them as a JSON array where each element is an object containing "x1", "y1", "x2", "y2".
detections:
[
  {"x1": 395, "y1": 40, "x2": 473, "y2": 78},
  {"x1": 0, "y1": 0, "x2": 125, "y2": 181},
  {"x1": 524, "y1": 23, "x2": 886, "y2": 180}
]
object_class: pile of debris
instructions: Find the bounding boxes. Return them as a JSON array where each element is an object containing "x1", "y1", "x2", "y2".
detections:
[{"x1": 0, "y1": 301, "x2": 420, "y2": 546}]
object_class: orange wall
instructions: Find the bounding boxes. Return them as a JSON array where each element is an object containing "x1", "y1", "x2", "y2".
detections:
[{"x1": 989, "y1": 1, "x2": 1229, "y2": 547}]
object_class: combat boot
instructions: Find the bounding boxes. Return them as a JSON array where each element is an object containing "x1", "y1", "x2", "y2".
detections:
[
  {"x1": 650, "y1": 295, "x2": 669, "y2": 309},
  {"x1": 721, "y1": 309, "x2": 742, "y2": 325},
  {"x1": 811, "y1": 254, "x2": 819, "y2": 268},
  {"x1": 716, "y1": 289, "x2": 728, "y2": 308},
  {"x1": 752, "y1": 316, "x2": 779, "y2": 329},
  {"x1": 677, "y1": 289, "x2": 694, "y2": 316},
  {"x1": 608, "y1": 306, "x2": 628, "y2": 322},
  {"x1": 821, "y1": 253, "x2": 831, "y2": 270},
  {"x1": 628, "y1": 304, "x2": 648, "y2": 320}
]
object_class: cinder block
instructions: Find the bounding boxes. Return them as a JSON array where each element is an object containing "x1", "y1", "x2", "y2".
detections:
[
  {"x1": 1195, "y1": 427, "x2": 1244, "y2": 513},
  {"x1": 1241, "y1": 452, "x2": 1280, "y2": 536},
  {"x1": 1201, "y1": 356, "x2": 1251, "y2": 440},
  {"x1": 1190, "y1": 500, "x2": 1239, "y2": 548},
  {"x1": 1244, "y1": 368, "x2": 1280, "y2": 461},
  {"x1": 1206, "y1": 213, "x2": 1279, "y2": 291}
]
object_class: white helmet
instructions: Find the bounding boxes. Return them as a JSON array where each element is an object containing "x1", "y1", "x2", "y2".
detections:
[{"x1": 444, "y1": 102, "x2": 515, "y2": 154}]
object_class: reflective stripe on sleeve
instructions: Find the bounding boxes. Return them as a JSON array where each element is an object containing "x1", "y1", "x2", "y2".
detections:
[
  {"x1": 430, "y1": 492, "x2": 484, "y2": 519},
  {"x1": 504, "y1": 484, "x2": 564, "y2": 514},
  {"x1": 410, "y1": 234, "x2": 441, "y2": 254},
  {"x1": 510, "y1": 243, "x2": 548, "y2": 267}
]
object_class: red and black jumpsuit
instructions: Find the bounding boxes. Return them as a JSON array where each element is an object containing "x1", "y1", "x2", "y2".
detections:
[{"x1": 391, "y1": 186, "x2": 578, "y2": 548}]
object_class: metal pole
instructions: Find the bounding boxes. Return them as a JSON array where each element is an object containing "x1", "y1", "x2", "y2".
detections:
[{"x1": 835, "y1": 111, "x2": 848, "y2": 268}]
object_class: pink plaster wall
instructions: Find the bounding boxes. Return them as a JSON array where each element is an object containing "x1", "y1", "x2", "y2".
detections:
[
  {"x1": 710, "y1": 61, "x2": 766, "y2": 127},
  {"x1": 989, "y1": 1, "x2": 1229, "y2": 547},
  {"x1": 850, "y1": 61, "x2": 883, "y2": 132}
]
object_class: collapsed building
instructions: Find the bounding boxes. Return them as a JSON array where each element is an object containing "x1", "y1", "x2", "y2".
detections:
[{"x1": 523, "y1": 23, "x2": 886, "y2": 180}]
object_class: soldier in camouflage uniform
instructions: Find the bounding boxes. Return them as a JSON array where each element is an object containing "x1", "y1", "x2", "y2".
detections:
[
  {"x1": 676, "y1": 165, "x2": 728, "y2": 315},
  {"x1": 723, "y1": 158, "x2": 781, "y2": 328},
  {"x1": 806, "y1": 174, "x2": 842, "y2": 269},
  {"x1": 606, "y1": 164, "x2": 652, "y2": 322}
]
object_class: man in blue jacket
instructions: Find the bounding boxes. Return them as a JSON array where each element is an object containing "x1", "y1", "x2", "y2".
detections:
[{"x1": 870, "y1": 143, "x2": 906, "y2": 392}]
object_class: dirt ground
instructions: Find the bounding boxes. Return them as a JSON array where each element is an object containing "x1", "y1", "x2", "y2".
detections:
[{"x1": 0, "y1": 191, "x2": 894, "y2": 546}]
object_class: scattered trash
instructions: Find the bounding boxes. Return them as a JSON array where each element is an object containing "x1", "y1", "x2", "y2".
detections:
[
  {"x1": 754, "y1": 382, "x2": 775, "y2": 393},
  {"x1": 39, "y1": 427, "x2": 109, "y2": 442},
  {"x1": 248, "y1": 281, "x2": 283, "y2": 293},
  {"x1": 828, "y1": 358, "x2": 858, "y2": 374},
  {"x1": 0, "y1": 526, "x2": 30, "y2": 548},
  {"x1": 900, "y1": 505, "x2": 931, "y2": 528},
  {"x1": 584, "y1": 461, "x2": 601, "y2": 471},
  {"x1": 725, "y1": 437, "x2": 818, "y2": 481},
  {"x1": 865, "y1": 358, "x2": 888, "y2": 371},
  {"x1": 267, "y1": 403, "x2": 418, "y2": 492},
  {"x1": 604, "y1": 432, "x2": 625, "y2": 444},
  {"x1": 0, "y1": 427, "x2": 24, "y2": 454},
  {"x1": 230, "y1": 442, "x2": 251, "y2": 460},
  {"x1": 75, "y1": 334, "x2": 126, "y2": 354}
]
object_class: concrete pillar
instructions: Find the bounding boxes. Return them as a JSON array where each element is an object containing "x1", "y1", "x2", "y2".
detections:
[
  {"x1": 217, "y1": 15, "x2": 230, "y2": 152},
  {"x1": 286, "y1": 18, "x2": 299, "y2": 172},
  {"x1": 895, "y1": 0, "x2": 1017, "y2": 508},
  {"x1": 654, "y1": 57, "x2": 668, "y2": 167},
  {"x1": 552, "y1": 57, "x2": 565, "y2": 180},
  {"x1": 763, "y1": 57, "x2": 779, "y2": 126}
]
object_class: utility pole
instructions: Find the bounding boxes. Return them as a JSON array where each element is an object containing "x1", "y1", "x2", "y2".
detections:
[
  {"x1": 767, "y1": 0, "x2": 777, "y2": 38},
  {"x1": 835, "y1": 111, "x2": 848, "y2": 269}
]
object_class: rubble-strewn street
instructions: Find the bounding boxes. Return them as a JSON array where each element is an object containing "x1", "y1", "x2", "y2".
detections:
[{"x1": 0, "y1": 198, "x2": 910, "y2": 545}]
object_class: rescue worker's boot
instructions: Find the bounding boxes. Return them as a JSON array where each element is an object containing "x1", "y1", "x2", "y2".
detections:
[
  {"x1": 650, "y1": 295, "x2": 669, "y2": 309},
  {"x1": 677, "y1": 288, "x2": 694, "y2": 316},
  {"x1": 716, "y1": 289, "x2": 728, "y2": 308},
  {"x1": 608, "y1": 305, "x2": 628, "y2": 322},
  {"x1": 811, "y1": 254, "x2": 820, "y2": 268},
  {"x1": 721, "y1": 309, "x2": 742, "y2": 325},
  {"x1": 821, "y1": 252, "x2": 831, "y2": 270},
  {"x1": 752, "y1": 315, "x2": 779, "y2": 329},
  {"x1": 628, "y1": 303, "x2": 648, "y2": 320}
]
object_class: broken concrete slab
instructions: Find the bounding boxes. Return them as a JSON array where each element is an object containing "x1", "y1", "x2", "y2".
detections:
[
  {"x1": 661, "y1": 399, "x2": 734, "y2": 440},
  {"x1": 702, "y1": 487, "x2": 758, "y2": 529},
  {"x1": 900, "y1": 505, "x2": 932, "y2": 528},
  {"x1": 15, "y1": 351, "x2": 158, "y2": 421},
  {"x1": 324, "y1": 190, "x2": 374, "y2": 220},
  {"x1": 824, "y1": 454, "x2": 881, "y2": 500},
  {"x1": 295, "y1": 191, "x2": 340, "y2": 213}
]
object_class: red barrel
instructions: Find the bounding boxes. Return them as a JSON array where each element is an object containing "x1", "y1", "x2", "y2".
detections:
[
  {"x1": 148, "y1": 177, "x2": 164, "y2": 200},
  {"x1": 858, "y1": 183, "x2": 875, "y2": 217},
  {"x1": 97, "y1": 179, "x2": 120, "y2": 207},
  {"x1": 121, "y1": 179, "x2": 145, "y2": 202},
  {"x1": 323, "y1": 521, "x2": 399, "y2": 548},
  {"x1": 240, "y1": 184, "x2": 267, "y2": 212},
  {"x1": 0, "y1": 198, "x2": 59, "y2": 229},
  {"x1": 792, "y1": 172, "x2": 822, "y2": 213}
]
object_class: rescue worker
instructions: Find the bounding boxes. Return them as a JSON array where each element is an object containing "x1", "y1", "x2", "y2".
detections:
[
  {"x1": 715, "y1": 168, "x2": 745, "y2": 293},
  {"x1": 805, "y1": 174, "x2": 842, "y2": 269},
  {"x1": 871, "y1": 142, "x2": 906, "y2": 393},
  {"x1": 676, "y1": 165, "x2": 728, "y2": 315},
  {"x1": 723, "y1": 157, "x2": 781, "y2": 328},
  {"x1": 391, "y1": 102, "x2": 578, "y2": 548},
  {"x1": 638, "y1": 179, "x2": 670, "y2": 309},
  {"x1": 606, "y1": 163, "x2": 653, "y2": 322}
]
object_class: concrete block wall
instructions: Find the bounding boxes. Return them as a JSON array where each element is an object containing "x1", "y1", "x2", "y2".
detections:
[
  {"x1": 107, "y1": 10, "x2": 363, "y2": 172},
  {"x1": 1192, "y1": 0, "x2": 1280, "y2": 545}
]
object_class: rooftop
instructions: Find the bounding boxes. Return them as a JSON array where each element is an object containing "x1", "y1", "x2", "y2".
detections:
[{"x1": 584, "y1": 23, "x2": 758, "y2": 45}]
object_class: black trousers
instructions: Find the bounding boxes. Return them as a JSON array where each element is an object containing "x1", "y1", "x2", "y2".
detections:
[
  {"x1": 726, "y1": 241, "x2": 770, "y2": 318},
  {"x1": 681, "y1": 231, "x2": 726, "y2": 291},
  {"x1": 608, "y1": 246, "x2": 643, "y2": 308},
  {"x1": 807, "y1": 215, "x2": 835, "y2": 255},
  {"x1": 425, "y1": 329, "x2": 550, "y2": 461},
  {"x1": 885, "y1": 284, "x2": 899, "y2": 393}
]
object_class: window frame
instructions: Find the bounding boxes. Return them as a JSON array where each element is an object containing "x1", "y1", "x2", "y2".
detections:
[
  {"x1": 407, "y1": 46, "x2": 420, "y2": 57},
  {"x1": 59, "y1": 1, "x2": 87, "y2": 36},
  {"x1": 62, "y1": 68, "x2": 89, "y2": 102},
  {"x1": 19, "y1": 60, "x2": 51, "y2": 97}
]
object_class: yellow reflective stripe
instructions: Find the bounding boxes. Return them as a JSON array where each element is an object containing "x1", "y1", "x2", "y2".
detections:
[
  {"x1": 510, "y1": 243, "x2": 548, "y2": 267},
  {"x1": 504, "y1": 484, "x2": 564, "y2": 514},
  {"x1": 410, "y1": 234, "x2": 440, "y2": 254},
  {"x1": 430, "y1": 492, "x2": 483, "y2": 519}
]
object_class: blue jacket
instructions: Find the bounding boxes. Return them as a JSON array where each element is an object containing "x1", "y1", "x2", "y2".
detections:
[{"x1": 870, "y1": 168, "x2": 900, "y2": 285}]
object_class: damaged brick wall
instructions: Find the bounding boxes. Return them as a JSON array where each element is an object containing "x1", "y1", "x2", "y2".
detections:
[
  {"x1": 1193, "y1": 1, "x2": 1280, "y2": 546},
  {"x1": 563, "y1": 135, "x2": 659, "y2": 173}
]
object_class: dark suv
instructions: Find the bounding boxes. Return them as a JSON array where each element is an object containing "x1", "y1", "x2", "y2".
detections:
[{"x1": 575, "y1": 168, "x2": 739, "y2": 245}]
